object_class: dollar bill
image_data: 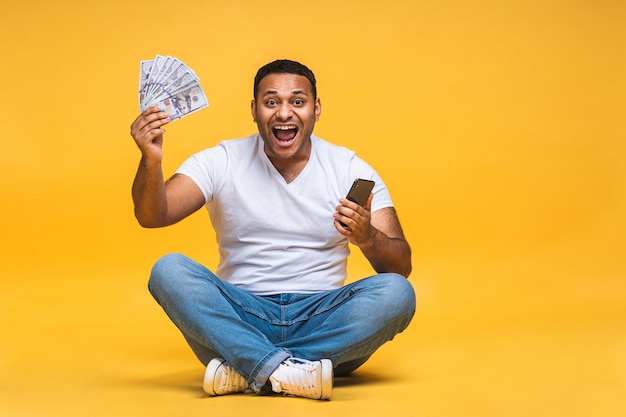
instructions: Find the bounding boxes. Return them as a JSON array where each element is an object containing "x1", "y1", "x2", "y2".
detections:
[{"x1": 138, "y1": 55, "x2": 208, "y2": 120}]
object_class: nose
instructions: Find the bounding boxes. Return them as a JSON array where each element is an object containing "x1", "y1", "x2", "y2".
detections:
[{"x1": 275, "y1": 103, "x2": 293, "y2": 121}]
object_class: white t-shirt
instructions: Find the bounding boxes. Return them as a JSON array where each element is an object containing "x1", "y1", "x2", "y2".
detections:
[{"x1": 176, "y1": 133, "x2": 393, "y2": 295}]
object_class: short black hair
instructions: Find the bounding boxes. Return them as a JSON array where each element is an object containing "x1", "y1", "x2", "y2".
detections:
[{"x1": 253, "y1": 59, "x2": 317, "y2": 100}]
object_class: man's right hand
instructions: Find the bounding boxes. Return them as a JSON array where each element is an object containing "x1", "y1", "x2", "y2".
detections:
[{"x1": 130, "y1": 106, "x2": 171, "y2": 162}]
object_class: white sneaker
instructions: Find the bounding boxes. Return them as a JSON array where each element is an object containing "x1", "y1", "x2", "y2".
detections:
[
  {"x1": 203, "y1": 358, "x2": 249, "y2": 396},
  {"x1": 269, "y1": 358, "x2": 333, "y2": 400}
]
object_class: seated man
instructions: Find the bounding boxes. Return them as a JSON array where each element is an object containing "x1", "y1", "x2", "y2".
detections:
[{"x1": 129, "y1": 59, "x2": 416, "y2": 400}]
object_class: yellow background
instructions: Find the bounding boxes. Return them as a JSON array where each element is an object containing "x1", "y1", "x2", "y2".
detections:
[{"x1": 1, "y1": 0, "x2": 624, "y2": 416}]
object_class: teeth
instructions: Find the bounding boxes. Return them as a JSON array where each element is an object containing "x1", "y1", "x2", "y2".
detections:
[{"x1": 274, "y1": 125, "x2": 296, "y2": 130}]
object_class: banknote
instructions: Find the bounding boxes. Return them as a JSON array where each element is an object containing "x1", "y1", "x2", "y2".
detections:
[{"x1": 138, "y1": 55, "x2": 208, "y2": 120}]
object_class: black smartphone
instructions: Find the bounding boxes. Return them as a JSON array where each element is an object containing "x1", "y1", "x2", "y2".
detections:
[
  {"x1": 339, "y1": 179, "x2": 375, "y2": 228},
  {"x1": 346, "y1": 178, "x2": 375, "y2": 206}
]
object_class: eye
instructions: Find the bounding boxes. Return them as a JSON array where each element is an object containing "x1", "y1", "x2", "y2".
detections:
[
  {"x1": 293, "y1": 99, "x2": 304, "y2": 106},
  {"x1": 265, "y1": 99, "x2": 278, "y2": 106}
]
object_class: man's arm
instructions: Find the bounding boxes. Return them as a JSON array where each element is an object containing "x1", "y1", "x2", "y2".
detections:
[
  {"x1": 334, "y1": 197, "x2": 412, "y2": 278},
  {"x1": 130, "y1": 106, "x2": 205, "y2": 228}
]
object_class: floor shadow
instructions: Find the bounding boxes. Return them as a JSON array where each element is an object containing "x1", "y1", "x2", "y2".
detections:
[
  {"x1": 103, "y1": 366, "x2": 401, "y2": 399},
  {"x1": 333, "y1": 370, "x2": 396, "y2": 387}
]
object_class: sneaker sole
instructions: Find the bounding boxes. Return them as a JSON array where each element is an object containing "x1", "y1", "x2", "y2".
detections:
[{"x1": 319, "y1": 359, "x2": 333, "y2": 400}]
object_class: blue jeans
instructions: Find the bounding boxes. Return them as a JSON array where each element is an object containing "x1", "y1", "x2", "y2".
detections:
[{"x1": 148, "y1": 253, "x2": 416, "y2": 392}]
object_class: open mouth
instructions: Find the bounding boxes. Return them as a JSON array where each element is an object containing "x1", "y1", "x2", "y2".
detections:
[{"x1": 273, "y1": 125, "x2": 298, "y2": 144}]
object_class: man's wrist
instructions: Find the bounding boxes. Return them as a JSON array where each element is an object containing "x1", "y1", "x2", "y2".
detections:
[
  {"x1": 140, "y1": 154, "x2": 162, "y2": 169},
  {"x1": 358, "y1": 227, "x2": 378, "y2": 251}
]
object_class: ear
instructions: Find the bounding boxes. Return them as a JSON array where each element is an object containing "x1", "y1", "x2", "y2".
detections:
[
  {"x1": 251, "y1": 99, "x2": 257, "y2": 122},
  {"x1": 314, "y1": 97, "x2": 321, "y2": 122}
]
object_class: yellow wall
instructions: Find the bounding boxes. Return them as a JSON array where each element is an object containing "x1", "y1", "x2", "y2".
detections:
[
  {"x1": 0, "y1": 0, "x2": 626, "y2": 336},
  {"x1": 2, "y1": 0, "x2": 624, "y2": 303},
  {"x1": 1, "y1": 0, "x2": 624, "y2": 313}
]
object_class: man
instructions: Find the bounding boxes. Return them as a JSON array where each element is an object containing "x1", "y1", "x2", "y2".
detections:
[{"x1": 130, "y1": 59, "x2": 415, "y2": 400}]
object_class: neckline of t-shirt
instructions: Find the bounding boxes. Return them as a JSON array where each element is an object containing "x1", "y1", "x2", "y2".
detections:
[{"x1": 256, "y1": 133, "x2": 317, "y2": 187}]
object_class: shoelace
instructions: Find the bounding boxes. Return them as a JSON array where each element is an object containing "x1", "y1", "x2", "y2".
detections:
[
  {"x1": 274, "y1": 359, "x2": 319, "y2": 395},
  {"x1": 220, "y1": 363, "x2": 247, "y2": 391}
]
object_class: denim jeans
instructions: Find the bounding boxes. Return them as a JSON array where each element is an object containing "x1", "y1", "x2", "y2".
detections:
[{"x1": 148, "y1": 253, "x2": 416, "y2": 392}]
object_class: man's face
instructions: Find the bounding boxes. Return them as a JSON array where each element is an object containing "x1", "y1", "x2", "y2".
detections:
[{"x1": 251, "y1": 73, "x2": 321, "y2": 165}]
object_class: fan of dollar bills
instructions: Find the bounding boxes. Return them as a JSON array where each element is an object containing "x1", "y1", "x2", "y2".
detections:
[{"x1": 138, "y1": 55, "x2": 209, "y2": 120}]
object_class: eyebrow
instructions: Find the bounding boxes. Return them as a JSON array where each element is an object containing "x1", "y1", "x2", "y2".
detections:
[{"x1": 262, "y1": 89, "x2": 307, "y2": 97}]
